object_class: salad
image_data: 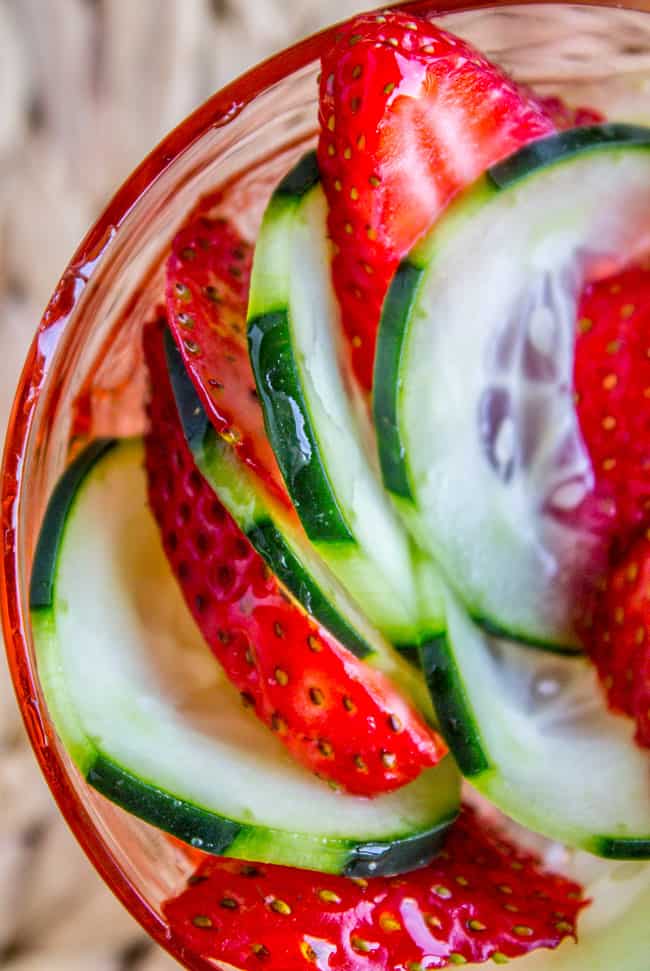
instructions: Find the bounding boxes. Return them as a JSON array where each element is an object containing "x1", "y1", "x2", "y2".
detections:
[{"x1": 27, "y1": 8, "x2": 650, "y2": 970}]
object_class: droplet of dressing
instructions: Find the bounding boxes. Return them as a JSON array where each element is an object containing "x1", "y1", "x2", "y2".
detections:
[{"x1": 533, "y1": 676, "x2": 561, "y2": 699}]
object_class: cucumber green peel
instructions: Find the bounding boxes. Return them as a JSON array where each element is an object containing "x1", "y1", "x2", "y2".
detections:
[
  {"x1": 420, "y1": 581, "x2": 650, "y2": 859},
  {"x1": 30, "y1": 438, "x2": 460, "y2": 874},
  {"x1": 165, "y1": 329, "x2": 433, "y2": 715},
  {"x1": 166, "y1": 328, "x2": 373, "y2": 660},
  {"x1": 375, "y1": 124, "x2": 650, "y2": 652},
  {"x1": 248, "y1": 152, "x2": 443, "y2": 652}
]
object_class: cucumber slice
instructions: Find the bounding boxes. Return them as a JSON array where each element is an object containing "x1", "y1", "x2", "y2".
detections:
[
  {"x1": 248, "y1": 153, "x2": 437, "y2": 650},
  {"x1": 375, "y1": 124, "x2": 650, "y2": 651},
  {"x1": 30, "y1": 438, "x2": 460, "y2": 875},
  {"x1": 419, "y1": 579, "x2": 650, "y2": 859},
  {"x1": 165, "y1": 330, "x2": 431, "y2": 712}
]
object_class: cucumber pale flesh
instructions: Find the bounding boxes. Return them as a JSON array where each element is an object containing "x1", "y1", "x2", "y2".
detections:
[
  {"x1": 30, "y1": 439, "x2": 460, "y2": 875},
  {"x1": 420, "y1": 579, "x2": 650, "y2": 859},
  {"x1": 248, "y1": 153, "x2": 440, "y2": 650},
  {"x1": 375, "y1": 124, "x2": 650, "y2": 651}
]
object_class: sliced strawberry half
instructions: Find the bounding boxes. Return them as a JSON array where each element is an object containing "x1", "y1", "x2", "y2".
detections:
[
  {"x1": 317, "y1": 11, "x2": 556, "y2": 391},
  {"x1": 143, "y1": 318, "x2": 444, "y2": 795},
  {"x1": 164, "y1": 805, "x2": 586, "y2": 970},
  {"x1": 166, "y1": 207, "x2": 290, "y2": 511},
  {"x1": 588, "y1": 532, "x2": 650, "y2": 748},
  {"x1": 574, "y1": 260, "x2": 650, "y2": 556}
]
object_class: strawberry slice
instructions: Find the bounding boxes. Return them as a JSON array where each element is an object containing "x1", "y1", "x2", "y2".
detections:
[
  {"x1": 574, "y1": 261, "x2": 650, "y2": 556},
  {"x1": 317, "y1": 11, "x2": 555, "y2": 391},
  {"x1": 636, "y1": 644, "x2": 650, "y2": 746},
  {"x1": 166, "y1": 205, "x2": 290, "y2": 511},
  {"x1": 575, "y1": 261, "x2": 650, "y2": 744},
  {"x1": 588, "y1": 532, "x2": 650, "y2": 748},
  {"x1": 143, "y1": 318, "x2": 444, "y2": 795},
  {"x1": 531, "y1": 93, "x2": 604, "y2": 130},
  {"x1": 164, "y1": 806, "x2": 586, "y2": 970}
]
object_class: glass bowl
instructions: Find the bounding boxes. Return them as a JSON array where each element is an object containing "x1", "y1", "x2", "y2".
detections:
[{"x1": 3, "y1": 1, "x2": 650, "y2": 967}]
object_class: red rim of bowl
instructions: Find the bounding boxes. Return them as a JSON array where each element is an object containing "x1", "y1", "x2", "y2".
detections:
[
  {"x1": 1, "y1": 0, "x2": 647, "y2": 966},
  {"x1": 0, "y1": 13, "x2": 346, "y2": 967}
]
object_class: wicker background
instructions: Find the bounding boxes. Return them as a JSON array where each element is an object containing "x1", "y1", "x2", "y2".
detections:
[{"x1": 0, "y1": 2, "x2": 366, "y2": 967}]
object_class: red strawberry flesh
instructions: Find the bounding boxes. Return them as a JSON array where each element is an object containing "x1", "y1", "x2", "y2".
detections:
[
  {"x1": 574, "y1": 261, "x2": 650, "y2": 556},
  {"x1": 573, "y1": 259, "x2": 650, "y2": 746},
  {"x1": 317, "y1": 11, "x2": 556, "y2": 391},
  {"x1": 531, "y1": 93, "x2": 604, "y2": 130},
  {"x1": 143, "y1": 317, "x2": 445, "y2": 795},
  {"x1": 587, "y1": 532, "x2": 650, "y2": 748},
  {"x1": 166, "y1": 208, "x2": 290, "y2": 511},
  {"x1": 636, "y1": 643, "x2": 650, "y2": 746},
  {"x1": 164, "y1": 806, "x2": 586, "y2": 970}
]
